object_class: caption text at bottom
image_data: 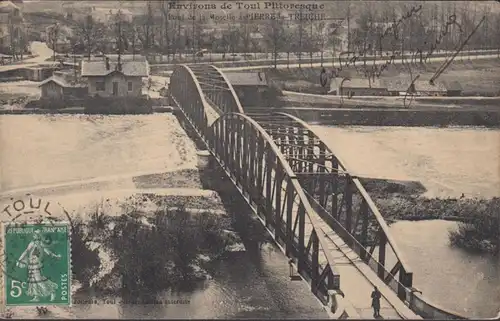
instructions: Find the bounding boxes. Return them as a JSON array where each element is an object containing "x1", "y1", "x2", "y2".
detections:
[{"x1": 72, "y1": 299, "x2": 191, "y2": 305}]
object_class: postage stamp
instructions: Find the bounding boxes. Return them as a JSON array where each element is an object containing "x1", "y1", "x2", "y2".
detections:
[{"x1": 2, "y1": 221, "x2": 71, "y2": 307}]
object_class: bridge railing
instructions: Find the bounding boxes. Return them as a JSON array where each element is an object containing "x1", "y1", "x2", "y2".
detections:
[
  {"x1": 207, "y1": 113, "x2": 350, "y2": 307},
  {"x1": 269, "y1": 113, "x2": 414, "y2": 301},
  {"x1": 268, "y1": 113, "x2": 500, "y2": 320},
  {"x1": 170, "y1": 65, "x2": 347, "y2": 317}
]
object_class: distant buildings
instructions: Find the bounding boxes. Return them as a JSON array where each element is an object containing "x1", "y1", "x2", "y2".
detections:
[
  {"x1": 0, "y1": 0, "x2": 25, "y2": 55},
  {"x1": 63, "y1": 6, "x2": 133, "y2": 23},
  {"x1": 329, "y1": 78, "x2": 388, "y2": 96},
  {"x1": 226, "y1": 71, "x2": 272, "y2": 107},
  {"x1": 328, "y1": 77, "x2": 462, "y2": 97},
  {"x1": 81, "y1": 56, "x2": 149, "y2": 98}
]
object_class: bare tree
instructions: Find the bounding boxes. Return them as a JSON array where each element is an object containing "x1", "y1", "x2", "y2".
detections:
[
  {"x1": 314, "y1": 21, "x2": 327, "y2": 67},
  {"x1": 109, "y1": 10, "x2": 134, "y2": 57},
  {"x1": 160, "y1": 1, "x2": 172, "y2": 61},
  {"x1": 263, "y1": 15, "x2": 286, "y2": 68},
  {"x1": 74, "y1": 15, "x2": 105, "y2": 61},
  {"x1": 46, "y1": 22, "x2": 61, "y2": 61}
]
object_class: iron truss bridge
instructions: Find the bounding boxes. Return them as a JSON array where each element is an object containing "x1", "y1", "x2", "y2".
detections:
[{"x1": 168, "y1": 64, "x2": 497, "y2": 320}]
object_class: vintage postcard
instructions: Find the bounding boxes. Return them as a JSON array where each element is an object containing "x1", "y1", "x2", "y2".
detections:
[{"x1": 0, "y1": 0, "x2": 499, "y2": 319}]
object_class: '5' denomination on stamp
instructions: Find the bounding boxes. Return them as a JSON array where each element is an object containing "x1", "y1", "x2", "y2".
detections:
[{"x1": 2, "y1": 221, "x2": 71, "y2": 307}]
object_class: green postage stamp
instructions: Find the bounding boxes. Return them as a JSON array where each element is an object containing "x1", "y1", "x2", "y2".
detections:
[{"x1": 2, "y1": 222, "x2": 71, "y2": 307}]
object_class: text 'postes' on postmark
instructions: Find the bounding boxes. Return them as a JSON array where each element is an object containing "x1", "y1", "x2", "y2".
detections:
[{"x1": 2, "y1": 221, "x2": 72, "y2": 307}]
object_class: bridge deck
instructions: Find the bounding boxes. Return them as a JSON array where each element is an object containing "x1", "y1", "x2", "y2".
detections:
[
  {"x1": 255, "y1": 117, "x2": 418, "y2": 320},
  {"x1": 315, "y1": 221, "x2": 418, "y2": 319},
  {"x1": 170, "y1": 64, "x2": 424, "y2": 319}
]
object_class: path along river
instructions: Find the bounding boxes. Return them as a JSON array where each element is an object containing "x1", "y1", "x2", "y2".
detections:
[{"x1": 0, "y1": 115, "x2": 499, "y2": 318}]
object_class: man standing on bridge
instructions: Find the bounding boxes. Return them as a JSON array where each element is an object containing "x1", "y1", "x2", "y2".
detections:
[{"x1": 371, "y1": 286, "x2": 382, "y2": 318}]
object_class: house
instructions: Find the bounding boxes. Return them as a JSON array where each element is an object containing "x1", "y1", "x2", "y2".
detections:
[
  {"x1": 323, "y1": 18, "x2": 358, "y2": 52},
  {"x1": 0, "y1": 1, "x2": 24, "y2": 55},
  {"x1": 380, "y1": 79, "x2": 414, "y2": 96},
  {"x1": 443, "y1": 80, "x2": 463, "y2": 97},
  {"x1": 409, "y1": 80, "x2": 448, "y2": 96},
  {"x1": 249, "y1": 32, "x2": 265, "y2": 48},
  {"x1": 225, "y1": 71, "x2": 272, "y2": 107},
  {"x1": 38, "y1": 73, "x2": 87, "y2": 100},
  {"x1": 329, "y1": 77, "x2": 389, "y2": 96},
  {"x1": 92, "y1": 8, "x2": 133, "y2": 23},
  {"x1": 381, "y1": 79, "x2": 452, "y2": 97},
  {"x1": 80, "y1": 57, "x2": 149, "y2": 98}
]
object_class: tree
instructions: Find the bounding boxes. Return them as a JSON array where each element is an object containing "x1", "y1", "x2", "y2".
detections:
[
  {"x1": 160, "y1": 1, "x2": 175, "y2": 61},
  {"x1": 109, "y1": 10, "x2": 134, "y2": 56},
  {"x1": 262, "y1": 15, "x2": 287, "y2": 68},
  {"x1": 74, "y1": 15, "x2": 105, "y2": 60},
  {"x1": 46, "y1": 22, "x2": 61, "y2": 61},
  {"x1": 313, "y1": 21, "x2": 327, "y2": 66}
]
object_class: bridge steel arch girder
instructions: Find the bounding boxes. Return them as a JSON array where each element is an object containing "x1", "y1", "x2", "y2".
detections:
[
  {"x1": 169, "y1": 64, "x2": 344, "y2": 311},
  {"x1": 187, "y1": 64, "x2": 244, "y2": 115},
  {"x1": 209, "y1": 113, "x2": 343, "y2": 305},
  {"x1": 247, "y1": 111, "x2": 415, "y2": 301}
]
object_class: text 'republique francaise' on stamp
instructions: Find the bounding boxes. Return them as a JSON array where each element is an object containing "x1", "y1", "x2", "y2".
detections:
[{"x1": 0, "y1": 195, "x2": 72, "y2": 307}]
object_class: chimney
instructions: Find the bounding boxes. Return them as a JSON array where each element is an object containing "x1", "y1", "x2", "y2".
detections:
[
  {"x1": 116, "y1": 55, "x2": 122, "y2": 72},
  {"x1": 105, "y1": 57, "x2": 110, "y2": 70}
]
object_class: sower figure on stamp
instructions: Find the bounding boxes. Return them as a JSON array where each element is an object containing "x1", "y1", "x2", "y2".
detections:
[
  {"x1": 16, "y1": 230, "x2": 61, "y2": 302},
  {"x1": 371, "y1": 286, "x2": 382, "y2": 318}
]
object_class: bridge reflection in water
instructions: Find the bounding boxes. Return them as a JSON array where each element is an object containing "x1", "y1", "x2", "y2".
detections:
[{"x1": 169, "y1": 64, "x2": 497, "y2": 320}]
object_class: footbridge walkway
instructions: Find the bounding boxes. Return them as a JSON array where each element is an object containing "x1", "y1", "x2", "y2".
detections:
[{"x1": 168, "y1": 64, "x2": 489, "y2": 320}]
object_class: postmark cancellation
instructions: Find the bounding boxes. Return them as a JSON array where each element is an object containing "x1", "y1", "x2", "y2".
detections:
[{"x1": 0, "y1": 196, "x2": 72, "y2": 308}]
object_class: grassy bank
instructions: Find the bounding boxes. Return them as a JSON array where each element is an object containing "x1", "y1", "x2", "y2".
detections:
[
  {"x1": 70, "y1": 194, "x2": 238, "y2": 299},
  {"x1": 361, "y1": 178, "x2": 500, "y2": 254},
  {"x1": 266, "y1": 58, "x2": 500, "y2": 97}
]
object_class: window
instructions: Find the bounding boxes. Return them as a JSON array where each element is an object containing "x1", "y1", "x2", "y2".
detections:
[
  {"x1": 128, "y1": 82, "x2": 133, "y2": 91},
  {"x1": 95, "y1": 81, "x2": 105, "y2": 91}
]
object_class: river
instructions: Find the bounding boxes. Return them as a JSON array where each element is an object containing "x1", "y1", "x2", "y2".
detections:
[{"x1": 1, "y1": 115, "x2": 499, "y2": 318}]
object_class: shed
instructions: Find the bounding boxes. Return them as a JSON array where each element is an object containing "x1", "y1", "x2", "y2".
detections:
[
  {"x1": 38, "y1": 75, "x2": 87, "y2": 100},
  {"x1": 381, "y1": 79, "x2": 450, "y2": 97},
  {"x1": 226, "y1": 72, "x2": 268, "y2": 87},
  {"x1": 380, "y1": 79, "x2": 413, "y2": 96},
  {"x1": 410, "y1": 80, "x2": 448, "y2": 96},
  {"x1": 329, "y1": 77, "x2": 388, "y2": 97},
  {"x1": 443, "y1": 80, "x2": 463, "y2": 97},
  {"x1": 225, "y1": 72, "x2": 272, "y2": 107}
]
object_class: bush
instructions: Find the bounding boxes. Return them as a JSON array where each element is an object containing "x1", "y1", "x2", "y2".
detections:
[
  {"x1": 447, "y1": 200, "x2": 500, "y2": 253},
  {"x1": 70, "y1": 215, "x2": 102, "y2": 288},
  {"x1": 84, "y1": 97, "x2": 153, "y2": 114},
  {"x1": 68, "y1": 197, "x2": 236, "y2": 298}
]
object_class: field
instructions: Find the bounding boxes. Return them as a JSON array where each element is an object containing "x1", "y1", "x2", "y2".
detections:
[{"x1": 268, "y1": 57, "x2": 500, "y2": 97}]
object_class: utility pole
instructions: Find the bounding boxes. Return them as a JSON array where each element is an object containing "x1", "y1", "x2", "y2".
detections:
[
  {"x1": 310, "y1": 18, "x2": 314, "y2": 67},
  {"x1": 298, "y1": 5, "x2": 303, "y2": 68},
  {"x1": 192, "y1": 4, "x2": 195, "y2": 62},
  {"x1": 347, "y1": 4, "x2": 350, "y2": 53}
]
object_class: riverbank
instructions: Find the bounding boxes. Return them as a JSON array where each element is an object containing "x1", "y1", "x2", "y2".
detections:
[
  {"x1": 362, "y1": 178, "x2": 500, "y2": 253},
  {"x1": 268, "y1": 58, "x2": 500, "y2": 97}
]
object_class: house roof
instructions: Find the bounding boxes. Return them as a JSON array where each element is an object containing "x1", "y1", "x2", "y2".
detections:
[
  {"x1": 442, "y1": 80, "x2": 463, "y2": 91},
  {"x1": 413, "y1": 80, "x2": 447, "y2": 92},
  {"x1": 381, "y1": 79, "x2": 448, "y2": 92},
  {"x1": 38, "y1": 75, "x2": 87, "y2": 88},
  {"x1": 250, "y1": 32, "x2": 263, "y2": 39},
  {"x1": 330, "y1": 77, "x2": 385, "y2": 89},
  {"x1": 225, "y1": 72, "x2": 267, "y2": 86},
  {"x1": 81, "y1": 59, "x2": 149, "y2": 77},
  {"x1": 0, "y1": 1, "x2": 20, "y2": 13},
  {"x1": 380, "y1": 79, "x2": 413, "y2": 92}
]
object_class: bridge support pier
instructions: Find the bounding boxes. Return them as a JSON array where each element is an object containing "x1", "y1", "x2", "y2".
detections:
[{"x1": 197, "y1": 150, "x2": 234, "y2": 194}]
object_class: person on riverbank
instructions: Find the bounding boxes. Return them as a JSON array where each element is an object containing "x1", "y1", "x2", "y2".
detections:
[{"x1": 371, "y1": 286, "x2": 381, "y2": 318}]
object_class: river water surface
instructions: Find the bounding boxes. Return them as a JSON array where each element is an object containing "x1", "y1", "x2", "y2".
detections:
[{"x1": 1, "y1": 115, "x2": 500, "y2": 318}]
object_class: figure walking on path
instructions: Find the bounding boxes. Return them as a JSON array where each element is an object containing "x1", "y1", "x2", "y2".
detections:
[
  {"x1": 371, "y1": 286, "x2": 382, "y2": 318},
  {"x1": 16, "y1": 230, "x2": 61, "y2": 302}
]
